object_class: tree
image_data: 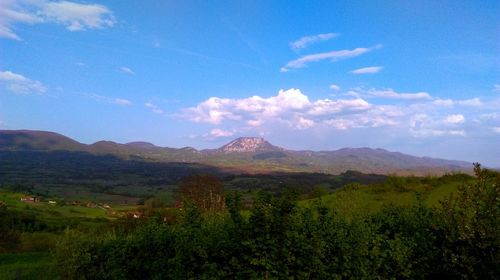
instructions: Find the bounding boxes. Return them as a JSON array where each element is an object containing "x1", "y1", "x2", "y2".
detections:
[
  {"x1": 179, "y1": 174, "x2": 225, "y2": 212},
  {"x1": 434, "y1": 163, "x2": 500, "y2": 279}
]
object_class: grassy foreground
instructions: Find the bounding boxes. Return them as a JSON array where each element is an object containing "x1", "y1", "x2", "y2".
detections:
[{"x1": 0, "y1": 252, "x2": 56, "y2": 280}]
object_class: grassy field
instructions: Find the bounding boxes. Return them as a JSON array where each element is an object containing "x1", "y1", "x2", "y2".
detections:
[
  {"x1": 300, "y1": 174, "x2": 473, "y2": 216},
  {"x1": 0, "y1": 190, "x2": 137, "y2": 220},
  {"x1": 0, "y1": 252, "x2": 57, "y2": 280}
]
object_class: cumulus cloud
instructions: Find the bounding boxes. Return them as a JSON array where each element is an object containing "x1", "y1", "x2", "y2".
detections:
[
  {"x1": 350, "y1": 66, "x2": 383, "y2": 74},
  {"x1": 444, "y1": 114, "x2": 465, "y2": 124},
  {"x1": 295, "y1": 117, "x2": 315, "y2": 129},
  {"x1": 329, "y1": 84, "x2": 340, "y2": 91},
  {"x1": 308, "y1": 98, "x2": 371, "y2": 115},
  {"x1": 290, "y1": 33, "x2": 339, "y2": 50},
  {"x1": 182, "y1": 88, "x2": 398, "y2": 131},
  {"x1": 0, "y1": 70, "x2": 47, "y2": 94},
  {"x1": 280, "y1": 44, "x2": 382, "y2": 72},
  {"x1": 0, "y1": 0, "x2": 115, "y2": 40},
  {"x1": 120, "y1": 67, "x2": 135, "y2": 75},
  {"x1": 181, "y1": 87, "x2": 498, "y2": 141},
  {"x1": 410, "y1": 114, "x2": 466, "y2": 138},
  {"x1": 145, "y1": 102, "x2": 164, "y2": 115}
]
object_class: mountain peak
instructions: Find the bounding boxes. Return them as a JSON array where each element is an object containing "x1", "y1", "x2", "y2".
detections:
[{"x1": 218, "y1": 137, "x2": 282, "y2": 153}]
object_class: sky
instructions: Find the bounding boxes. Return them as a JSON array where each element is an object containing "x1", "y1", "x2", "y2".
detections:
[{"x1": 0, "y1": 0, "x2": 499, "y2": 166}]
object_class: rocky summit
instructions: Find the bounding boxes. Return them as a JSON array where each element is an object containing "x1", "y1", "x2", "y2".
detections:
[{"x1": 217, "y1": 137, "x2": 282, "y2": 153}]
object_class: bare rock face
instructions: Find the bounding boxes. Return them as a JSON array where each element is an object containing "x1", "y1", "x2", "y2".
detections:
[{"x1": 218, "y1": 137, "x2": 282, "y2": 153}]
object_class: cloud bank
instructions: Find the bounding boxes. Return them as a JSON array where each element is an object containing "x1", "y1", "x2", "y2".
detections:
[{"x1": 182, "y1": 88, "x2": 497, "y2": 141}]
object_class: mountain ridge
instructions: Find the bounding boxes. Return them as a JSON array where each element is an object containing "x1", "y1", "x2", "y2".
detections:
[{"x1": 0, "y1": 129, "x2": 472, "y2": 175}]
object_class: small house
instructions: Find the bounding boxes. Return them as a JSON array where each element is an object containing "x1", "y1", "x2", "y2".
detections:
[
  {"x1": 126, "y1": 211, "x2": 143, "y2": 219},
  {"x1": 20, "y1": 196, "x2": 39, "y2": 203}
]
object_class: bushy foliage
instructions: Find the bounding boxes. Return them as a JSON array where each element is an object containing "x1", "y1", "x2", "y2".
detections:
[
  {"x1": 433, "y1": 163, "x2": 500, "y2": 279},
  {"x1": 52, "y1": 167, "x2": 499, "y2": 279}
]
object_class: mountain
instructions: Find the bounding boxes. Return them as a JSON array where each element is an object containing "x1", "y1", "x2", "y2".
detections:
[
  {"x1": 0, "y1": 130, "x2": 472, "y2": 175},
  {"x1": 0, "y1": 130, "x2": 85, "y2": 151},
  {"x1": 125, "y1": 141, "x2": 159, "y2": 150},
  {"x1": 217, "y1": 137, "x2": 283, "y2": 153}
]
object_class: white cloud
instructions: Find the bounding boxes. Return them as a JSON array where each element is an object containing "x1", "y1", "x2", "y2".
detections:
[
  {"x1": 492, "y1": 127, "x2": 500, "y2": 134},
  {"x1": 444, "y1": 114, "x2": 465, "y2": 124},
  {"x1": 0, "y1": 70, "x2": 47, "y2": 94},
  {"x1": 40, "y1": 1, "x2": 115, "y2": 31},
  {"x1": 120, "y1": 67, "x2": 135, "y2": 75},
  {"x1": 350, "y1": 66, "x2": 383, "y2": 74},
  {"x1": 412, "y1": 129, "x2": 466, "y2": 137},
  {"x1": 293, "y1": 117, "x2": 315, "y2": 129},
  {"x1": 82, "y1": 93, "x2": 131, "y2": 106},
  {"x1": 494, "y1": 84, "x2": 500, "y2": 92},
  {"x1": 113, "y1": 98, "x2": 131, "y2": 106},
  {"x1": 290, "y1": 33, "x2": 339, "y2": 50},
  {"x1": 308, "y1": 98, "x2": 371, "y2": 115},
  {"x1": 145, "y1": 102, "x2": 164, "y2": 115},
  {"x1": 280, "y1": 44, "x2": 382, "y2": 72},
  {"x1": 477, "y1": 113, "x2": 499, "y2": 121},
  {"x1": 181, "y1": 86, "x2": 500, "y2": 141},
  {"x1": 0, "y1": 1, "x2": 42, "y2": 40},
  {"x1": 329, "y1": 84, "x2": 340, "y2": 91},
  {"x1": 182, "y1": 88, "x2": 397, "y2": 131},
  {"x1": 210, "y1": 128, "x2": 233, "y2": 137},
  {"x1": 457, "y1": 98, "x2": 482, "y2": 107},
  {"x1": 363, "y1": 88, "x2": 432, "y2": 101},
  {"x1": 184, "y1": 97, "x2": 239, "y2": 124},
  {"x1": 432, "y1": 99, "x2": 454, "y2": 106},
  {"x1": 432, "y1": 97, "x2": 483, "y2": 107},
  {"x1": 0, "y1": 0, "x2": 115, "y2": 40},
  {"x1": 409, "y1": 114, "x2": 466, "y2": 138}
]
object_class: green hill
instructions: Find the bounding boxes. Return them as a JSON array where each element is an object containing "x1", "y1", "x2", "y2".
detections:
[{"x1": 300, "y1": 173, "x2": 474, "y2": 216}]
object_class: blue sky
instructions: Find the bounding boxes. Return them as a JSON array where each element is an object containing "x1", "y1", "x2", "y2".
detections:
[{"x1": 1, "y1": 0, "x2": 499, "y2": 166}]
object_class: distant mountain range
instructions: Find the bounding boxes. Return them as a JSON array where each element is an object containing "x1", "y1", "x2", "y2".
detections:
[{"x1": 0, "y1": 130, "x2": 472, "y2": 175}]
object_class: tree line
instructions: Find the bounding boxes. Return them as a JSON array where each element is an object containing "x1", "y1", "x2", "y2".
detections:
[{"x1": 54, "y1": 164, "x2": 499, "y2": 279}]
